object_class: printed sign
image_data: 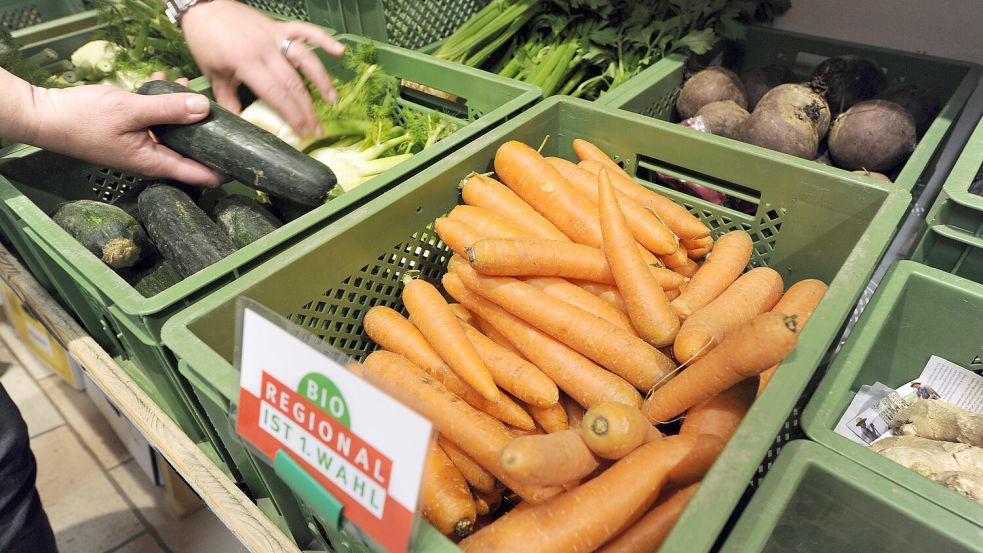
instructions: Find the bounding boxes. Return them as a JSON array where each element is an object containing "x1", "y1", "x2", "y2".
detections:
[{"x1": 235, "y1": 300, "x2": 433, "y2": 552}]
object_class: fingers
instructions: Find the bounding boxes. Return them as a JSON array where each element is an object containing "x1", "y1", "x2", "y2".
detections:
[
  {"x1": 281, "y1": 21, "x2": 345, "y2": 57},
  {"x1": 143, "y1": 144, "x2": 227, "y2": 187},
  {"x1": 150, "y1": 71, "x2": 190, "y2": 87},
  {"x1": 243, "y1": 57, "x2": 320, "y2": 136},
  {"x1": 211, "y1": 77, "x2": 242, "y2": 114},
  {"x1": 127, "y1": 92, "x2": 212, "y2": 128},
  {"x1": 286, "y1": 42, "x2": 337, "y2": 103}
]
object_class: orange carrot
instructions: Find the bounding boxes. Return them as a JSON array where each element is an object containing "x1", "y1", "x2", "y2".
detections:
[
  {"x1": 571, "y1": 138, "x2": 629, "y2": 170},
  {"x1": 423, "y1": 440, "x2": 477, "y2": 537},
  {"x1": 467, "y1": 237, "x2": 684, "y2": 288},
  {"x1": 500, "y1": 429, "x2": 600, "y2": 486},
  {"x1": 524, "y1": 276, "x2": 635, "y2": 333},
  {"x1": 658, "y1": 243, "x2": 689, "y2": 269},
  {"x1": 435, "y1": 217, "x2": 482, "y2": 257},
  {"x1": 460, "y1": 434, "x2": 698, "y2": 553},
  {"x1": 494, "y1": 141, "x2": 660, "y2": 264},
  {"x1": 664, "y1": 287, "x2": 681, "y2": 301},
  {"x1": 527, "y1": 401, "x2": 568, "y2": 433},
  {"x1": 359, "y1": 352, "x2": 562, "y2": 503},
  {"x1": 670, "y1": 230, "x2": 753, "y2": 320},
  {"x1": 363, "y1": 306, "x2": 533, "y2": 429},
  {"x1": 758, "y1": 279, "x2": 827, "y2": 396},
  {"x1": 448, "y1": 302, "x2": 476, "y2": 327},
  {"x1": 581, "y1": 402, "x2": 661, "y2": 460},
  {"x1": 599, "y1": 169, "x2": 680, "y2": 347},
  {"x1": 403, "y1": 279, "x2": 500, "y2": 403},
  {"x1": 448, "y1": 205, "x2": 528, "y2": 240},
  {"x1": 460, "y1": 319, "x2": 559, "y2": 407},
  {"x1": 574, "y1": 280, "x2": 629, "y2": 313},
  {"x1": 643, "y1": 313, "x2": 798, "y2": 424},
  {"x1": 461, "y1": 174, "x2": 569, "y2": 241},
  {"x1": 578, "y1": 156, "x2": 710, "y2": 241},
  {"x1": 683, "y1": 236, "x2": 714, "y2": 260},
  {"x1": 673, "y1": 267, "x2": 784, "y2": 363},
  {"x1": 478, "y1": 316, "x2": 520, "y2": 355},
  {"x1": 547, "y1": 157, "x2": 677, "y2": 255},
  {"x1": 474, "y1": 489, "x2": 503, "y2": 517},
  {"x1": 443, "y1": 273, "x2": 642, "y2": 409},
  {"x1": 439, "y1": 436, "x2": 499, "y2": 495},
  {"x1": 597, "y1": 484, "x2": 700, "y2": 553},
  {"x1": 561, "y1": 394, "x2": 587, "y2": 429},
  {"x1": 455, "y1": 263, "x2": 675, "y2": 391},
  {"x1": 673, "y1": 258, "x2": 701, "y2": 278}
]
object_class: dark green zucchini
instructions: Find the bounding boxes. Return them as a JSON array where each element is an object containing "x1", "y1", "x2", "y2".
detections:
[
  {"x1": 136, "y1": 80, "x2": 336, "y2": 207},
  {"x1": 113, "y1": 180, "x2": 203, "y2": 222},
  {"x1": 52, "y1": 200, "x2": 150, "y2": 270},
  {"x1": 211, "y1": 195, "x2": 283, "y2": 248},
  {"x1": 132, "y1": 260, "x2": 183, "y2": 297},
  {"x1": 138, "y1": 185, "x2": 237, "y2": 278}
]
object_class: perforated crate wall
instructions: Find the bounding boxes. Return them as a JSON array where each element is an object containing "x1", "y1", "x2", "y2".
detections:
[
  {"x1": 242, "y1": 0, "x2": 309, "y2": 21},
  {"x1": 382, "y1": 0, "x2": 490, "y2": 50},
  {"x1": 0, "y1": 0, "x2": 85, "y2": 31}
]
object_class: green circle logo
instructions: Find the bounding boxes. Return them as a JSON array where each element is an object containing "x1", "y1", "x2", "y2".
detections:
[{"x1": 298, "y1": 373, "x2": 351, "y2": 428}]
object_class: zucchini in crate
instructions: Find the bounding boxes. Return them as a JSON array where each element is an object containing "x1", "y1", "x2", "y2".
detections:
[
  {"x1": 52, "y1": 200, "x2": 151, "y2": 270},
  {"x1": 132, "y1": 260, "x2": 183, "y2": 297},
  {"x1": 136, "y1": 80, "x2": 337, "y2": 207},
  {"x1": 138, "y1": 185, "x2": 237, "y2": 277},
  {"x1": 211, "y1": 195, "x2": 283, "y2": 248}
]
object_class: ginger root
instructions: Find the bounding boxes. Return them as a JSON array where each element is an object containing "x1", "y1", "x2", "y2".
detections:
[
  {"x1": 870, "y1": 435, "x2": 983, "y2": 504},
  {"x1": 890, "y1": 399, "x2": 983, "y2": 448}
]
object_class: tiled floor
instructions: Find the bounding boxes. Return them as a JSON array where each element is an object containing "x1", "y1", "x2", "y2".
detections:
[{"x1": 0, "y1": 327, "x2": 248, "y2": 553}]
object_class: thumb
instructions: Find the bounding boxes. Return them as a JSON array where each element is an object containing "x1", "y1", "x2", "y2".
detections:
[{"x1": 127, "y1": 92, "x2": 212, "y2": 128}]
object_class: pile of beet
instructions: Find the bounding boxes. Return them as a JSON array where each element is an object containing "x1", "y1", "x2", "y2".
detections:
[{"x1": 674, "y1": 55, "x2": 941, "y2": 182}]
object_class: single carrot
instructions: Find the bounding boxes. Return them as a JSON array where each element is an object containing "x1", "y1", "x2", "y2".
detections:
[
  {"x1": 363, "y1": 306, "x2": 533, "y2": 429},
  {"x1": 673, "y1": 258, "x2": 701, "y2": 278},
  {"x1": 578, "y1": 157, "x2": 710, "y2": 241},
  {"x1": 494, "y1": 141, "x2": 660, "y2": 264},
  {"x1": 435, "y1": 217, "x2": 481, "y2": 257},
  {"x1": 571, "y1": 138, "x2": 630, "y2": 170},
  {"x1": 500, "y1": 429, "x2": 600, "y2": 486},
  {"x1": 599, "y1": 169, "x2": 680, "y2": 347},
  {"x1": 439, "y1": 436, "x2": 499, "y2": 495},
  {"x1": 670, "y1": 230, "x2": 753, "y2": 320},
  {"x1": 686, "y1": 246, "x2": 712, "y2": 260},
  {"x1": 474, "y1": 489, "x2": 503, "y2": 517},
  {"x1": 461, "y1": 174, "x2": 569, "y2": 241},
  {"x1": 423, "y1": 440, "x2": 477, "y2": 537},
  {"x1": 460, "y1": 434, "x2": 698, "y2": 553},
  {"x1": 658, "y1": 243, "x2": 689, "y2": 269},
  {"x1": 467, "y1": 238, "x2": 684, "y2": 288},
  {"x1": 642, "y1": 313, "x2": 799, "y2": 424},
  {"x1": 561, "y1": 394, "x2": 587, "y2": 429},
  {"x1": 359, "y1": 352, "x2": 562, "y2": 504},
  {"x1": 524, "y1": 276, "x2": 635, "y2": 333},
  {"x1": 460, "y1": 318, "x2": 559, "y2": 407},
  {"x1": 455, "y1": 263, "x2": 675, "y2": 391},
  {"x1": 478, "y1": 316, "x2": 520, "y2": 355},
  {"x1": 757, "y1": 279, "x2": 827, "y2": 396},
  {"x1": 448, "y1": 302, "x2": 476, "y2": 327},
  {"x1": 527, "y1": 401, "x2": 568, "y2": 433},
  {"x1": 597, "y1": 484, "x2": 700, "y2": 553},
  {"x1": 547, "y1": 157, "x2": 677, "y2": 255},
  {"x1": 443, "y1": 273, "x2": 642, "y2": 409},
  {"x1": 683, "y1": 236, "x2": 714, "y2": 260},
  {"x1": 403, "y1": 279, "x2": 500, "y2": 403},
  {"x1": 581, "y1": 402, "x2": 662, "y2": 460},
  {"x1": 448, "y1": 205, "x2": 528, "y2": 240},
  {"x1": 673, "y1": 267, "x2": 784, "y2": 364}
]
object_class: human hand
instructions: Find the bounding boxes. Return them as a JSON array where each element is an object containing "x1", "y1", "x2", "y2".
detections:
[
  {"x1": 181, "y1": 0, "x2": 345, "y2": 138},
  {"x1": 25, "y1": 84, "x2": 225, "y2": 187}
]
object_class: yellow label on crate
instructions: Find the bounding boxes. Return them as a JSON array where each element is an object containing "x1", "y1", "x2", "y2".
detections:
[{"x1": 0, "y1": 279, "x2": 77, "y2": 387}]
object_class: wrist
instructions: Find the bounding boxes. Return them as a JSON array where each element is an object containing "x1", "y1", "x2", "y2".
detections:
[
  {"x1": 0, "y1": 72, "x2": 42, "y2": 145},
  {"x1": 177, "y1": 0, "x2": 228, "y2": 31}
]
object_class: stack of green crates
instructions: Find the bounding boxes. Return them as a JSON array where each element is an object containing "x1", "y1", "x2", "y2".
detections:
[
  {"x1": 802, "y1": 261, "x2": 983, "y2": 532},
  {"x1": 1, "y1": 0, "x2": 86, "y2": 32},
  {"x1": 722, "y1": 440, "x2": 983, "y2": 552},
  {"x1": 161, "y1": 96, "x2": 909, "y2": 551},
  {"x1": 599, "y1": 26, "x2": 981, "y2": 198},
  {"x1": 912, "y1": 114, "x2": 983, "y2": 280}
]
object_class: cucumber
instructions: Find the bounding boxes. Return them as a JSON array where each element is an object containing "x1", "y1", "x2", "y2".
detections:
[
  {"x1": 132, "y1": 260, "x2": 183, "y2": 297},
  {"x1": 136, "y1": 80, "x2": 336, "y2": 207},
  {"x1": 113, "y1": 180, "x2": 203, "y2": 222},
  {"x1": 138, "y1": 184, "x2": 237, "y2": 278},
  {"x1": 52, "y1": 200, "x2": 150, "y2": 270},
  {"x1": 211, "y1": 195, "x2": 283, "y2": 248}
]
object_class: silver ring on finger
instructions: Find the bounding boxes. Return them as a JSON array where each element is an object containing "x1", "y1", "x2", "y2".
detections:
[{"x1": 280, "y1": 37, "x2": 296, "y2": 57}]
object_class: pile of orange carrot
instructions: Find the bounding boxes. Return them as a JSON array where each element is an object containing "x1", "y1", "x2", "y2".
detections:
[{"x1": 354, "y1": 138, "x2": 829, "y2": 552}]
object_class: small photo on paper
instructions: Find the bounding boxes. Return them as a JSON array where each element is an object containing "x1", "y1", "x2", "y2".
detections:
[
  {"x1": 908, "y1": 381, "x2": 942, "y2": 401},
  {"x1": 850, "y1": 408, "x2": 890, "y2": 445}
]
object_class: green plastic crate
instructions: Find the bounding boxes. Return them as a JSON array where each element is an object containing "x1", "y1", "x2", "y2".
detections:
[
  {"x1": 721, "y1": 440, "x2": 983, "y2": 553},
  {"x1": 802, "y1": 261, "x2": 983, "y2": 528},
  {"x1": 0, "y1": 0, "x2": 85, "y2": 31},
  {"x1": 922, "y1": 108, "x2": 983, "y2": 236},
  {"x1": 311, "y1": 0, "x2": 489, "y2": 51},
  {"x1": 160, "y1": 96, "x2": 909, "y2": 552},
  {"x1": 599, "y1": 26, "x2": 982, "y2": 197},
  {"x1": 911, "y1": 224, "x2": 983, "y2": 284}
]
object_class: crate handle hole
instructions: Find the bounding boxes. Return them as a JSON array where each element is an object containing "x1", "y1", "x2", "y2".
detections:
[{"x1": 634, "y1": 154, "x2": 760, "y2": 216}]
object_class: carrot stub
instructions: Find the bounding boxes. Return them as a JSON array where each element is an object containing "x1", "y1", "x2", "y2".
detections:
[
  {"x1": 757, "y1": 279, "x2": 827, "y2": 396},
  {"x1": 423, "y1": 440, "x2": 477, "y2": 537},
  {"x1": 643, "y1": 312, "x2": 799, "y2": 424},
  {"x1": 581, "y1": 402, "x2": 661, "y2": 460},
  {"x1": 670, "y1": 230, "x2": 753, "y2": 320}
]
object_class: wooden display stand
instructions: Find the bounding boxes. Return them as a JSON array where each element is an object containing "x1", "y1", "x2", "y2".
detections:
[{"x1": 0, "y1": 244, "x2": 301, "y2": 553}]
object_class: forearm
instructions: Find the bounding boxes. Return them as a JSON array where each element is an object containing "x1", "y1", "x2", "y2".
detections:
[{"x1": 0, "y1": 68, "x2": 40, "y2": 145}]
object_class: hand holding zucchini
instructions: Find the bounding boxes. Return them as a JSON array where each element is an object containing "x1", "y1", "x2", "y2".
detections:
[{"x1": 136, "y1": 80, "x2": 337, "y2": 207}]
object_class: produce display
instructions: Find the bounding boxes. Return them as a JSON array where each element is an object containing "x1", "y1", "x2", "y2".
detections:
[
  {"x1": 356, "y1": 138, "x2": 828, "y2": 550},
  {"x1": 432, "y1": 0, "x2": 790, "y2": 99},
  {"x1": 675, "y1": 54, "x2": 941, "y2": 181}
]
